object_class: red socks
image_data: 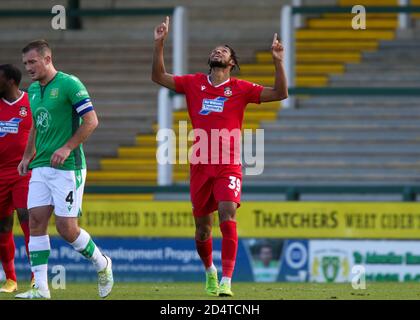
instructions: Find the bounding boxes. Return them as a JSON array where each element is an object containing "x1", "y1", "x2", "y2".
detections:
[
  {"x1": 195, "y1": 221, "x2": 238, "y2": 278},
  {"x1": 195, "y1": 237, "x2": 213, "y2": 269},
  {"x1": 0, "y1": 232, "x2": 17, "y2": 281},
  {"x1": 0, "y1": 223, "x2": 32, "y2": 282},
  {"x1": 220, "y1": 220, "x2": 238, "y2": 278}
]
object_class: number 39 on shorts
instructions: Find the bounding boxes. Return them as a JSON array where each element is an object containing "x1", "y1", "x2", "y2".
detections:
[{"x1": 228, "y1": 176, "x2": 241, "y2": 193}]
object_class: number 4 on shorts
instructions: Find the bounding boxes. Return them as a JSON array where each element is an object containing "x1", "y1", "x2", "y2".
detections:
[{"x1": 66, "y1": 191, "x2": 74, "y2": 205}]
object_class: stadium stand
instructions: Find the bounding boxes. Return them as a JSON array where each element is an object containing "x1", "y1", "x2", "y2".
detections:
[{"x1": 0, "y1": 0, "x2": 419, "y2": 188}]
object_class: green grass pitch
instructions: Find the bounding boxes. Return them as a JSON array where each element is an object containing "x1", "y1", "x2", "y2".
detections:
[{"x1": 1, "y1": 282, "x2": 420, "y2": 300}]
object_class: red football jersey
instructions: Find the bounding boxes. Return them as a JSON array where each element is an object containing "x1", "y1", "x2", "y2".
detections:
[
  {"x1": 0, "y1": 92, "x2": 32, "y2": 172},
  {"x1": 174, "y1": 73, "x2": 263, "y2": 164}
]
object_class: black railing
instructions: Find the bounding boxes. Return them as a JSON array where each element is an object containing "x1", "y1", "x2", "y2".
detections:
[
  {"x1": 0, "y1": 5, "x2": 173, "y2": 30},
  {"x1": 293, "y1": 5, "x2": 420, "y2": 14},
  {"x1": 288, "y1": 87, "x2": 420, "y2": 96},
  {"x1": 84, "y1": 185, "x2": 420, "y2": 202}
]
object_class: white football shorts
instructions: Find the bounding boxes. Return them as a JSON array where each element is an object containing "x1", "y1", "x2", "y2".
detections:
[{"x1": 28, "y1": 167, "x2": 86, "y2": 217}]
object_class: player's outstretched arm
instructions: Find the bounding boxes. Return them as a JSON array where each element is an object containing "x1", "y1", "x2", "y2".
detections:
[
  {"x1": 50, "y1": 110, "x2": 98, "y2": 167},
  {"x1": 18, "y1": 124, "x2": 36, "y2": 176},
  {"x1": 260, "y1": 33, "x2": 289, "y2": 102},
  {"x1": 152, "y1": 16, "x2": 176, "y2": 91}
]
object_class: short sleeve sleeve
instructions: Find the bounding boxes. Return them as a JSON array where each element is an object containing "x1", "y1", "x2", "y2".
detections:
[
  {"x1": 173, "y1": 74, "x2": 197, "y2": 94},
  {"x1": 67, "y1": 75, "x2": 94, "y2": 116},
  {"x1": 243, "y1": 80, "x2": 264, "y2": 104},
  {"x1": 173, "y1": 75, "x2": 187, "y2": 94}
]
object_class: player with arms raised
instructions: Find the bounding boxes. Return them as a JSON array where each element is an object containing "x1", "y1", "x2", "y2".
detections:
[{"x1": 152, "y1": 17, "x2": 288, "y2": 296}]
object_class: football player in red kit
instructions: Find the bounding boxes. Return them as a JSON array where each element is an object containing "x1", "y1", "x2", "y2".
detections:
[
  {"x1": 152, "y1": 17, "x2": 288, "y2": 296},
  {"x1": 0, "y1": 64, "x2": 33, "y2": 293}
]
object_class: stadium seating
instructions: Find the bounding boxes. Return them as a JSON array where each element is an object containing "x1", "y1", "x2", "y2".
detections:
[
  {"x1": 1, "y1": 0, "x2": 419, "y2": 187},
  {"x1": 241, "y1": 0, "x2": 420, "y2": 186}
]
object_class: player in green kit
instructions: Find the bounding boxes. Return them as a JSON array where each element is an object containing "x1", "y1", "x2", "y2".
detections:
[{"x1": 15, "y1": 40, "x2": 113, "y2": 299}]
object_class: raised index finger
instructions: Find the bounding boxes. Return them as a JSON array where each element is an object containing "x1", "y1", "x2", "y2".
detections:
[
  {"x1": 165, "y1": 16, "x2": 170, "y2": 29},
  {"x1": 272, "y1": 33, "x2": 278, "y2": 46}
]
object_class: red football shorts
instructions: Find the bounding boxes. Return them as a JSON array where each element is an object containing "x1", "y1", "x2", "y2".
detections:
[
  {"x1": 0, "y1": 170, "x2": 31, "y2": 219},
  {"x1": 190, "y1": 164, "x2": 242, "y2": 217}
]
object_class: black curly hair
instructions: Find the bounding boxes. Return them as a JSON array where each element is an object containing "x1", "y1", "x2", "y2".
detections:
[{"x1": 208, "y1": 45, "x2": 240, "y2": 73}]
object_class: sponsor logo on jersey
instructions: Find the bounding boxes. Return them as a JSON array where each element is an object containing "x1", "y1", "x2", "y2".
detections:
[
  {"x1": 35, "y1": 108, "x2": 52, "y2": 133},
  {"x1": 50, "y1": 88, "x2": 59, "y2": 99},
  {"x1": 224, "y1": 87, "x2": 232, "y2": 97},
  {"x1": 19, "y1": 106, "x2": 28, "y2": 117},
  {"x1": 0, "y1": 118, "x2": 22, "y2": 137},
  {"x1": 201, "y1": 85, "x2": 206, "y2": 91},
  {"x1": 199, "y1": 97, "x2": 228, "y2": 115}
]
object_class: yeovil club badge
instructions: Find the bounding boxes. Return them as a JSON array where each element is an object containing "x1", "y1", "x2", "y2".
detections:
[
  {"x1": 224, "y1": 87, "x2": 232, "y2": 97},
  {"x1": 50, "y1": 88, "x2": 59, "y2": 99}
]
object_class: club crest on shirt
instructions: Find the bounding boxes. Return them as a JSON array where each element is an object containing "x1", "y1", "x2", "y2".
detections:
[
  {"x1": 50, "y1": 88, "x2": 59, "y2": 99},
  {"x1": 199, "y1": 97, "x2": 228, "y2": 115},
  {"x1": 224, "y1": 86, "x2": 232, "y2": 97},
  {"x1": 19, "y1": 106, "x2": 28, "y2": 117}
]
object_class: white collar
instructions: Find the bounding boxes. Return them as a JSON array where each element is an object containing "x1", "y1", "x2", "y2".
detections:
[
  {"x1": 207, "y1": 75, "x2": 230, "y2": 88},
  {"x1": 1, "y1": 91, "x2": 25, "y2": 106}
]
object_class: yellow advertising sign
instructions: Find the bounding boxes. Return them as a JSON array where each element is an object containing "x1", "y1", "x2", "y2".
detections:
[{"x1": 12, "y1": 201, "x2": 420, "y2": 239}]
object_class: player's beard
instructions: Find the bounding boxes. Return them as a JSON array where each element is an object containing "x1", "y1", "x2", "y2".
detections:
[{"x1": 209, "y1": 59, "x2": 229, "y2": 69}]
